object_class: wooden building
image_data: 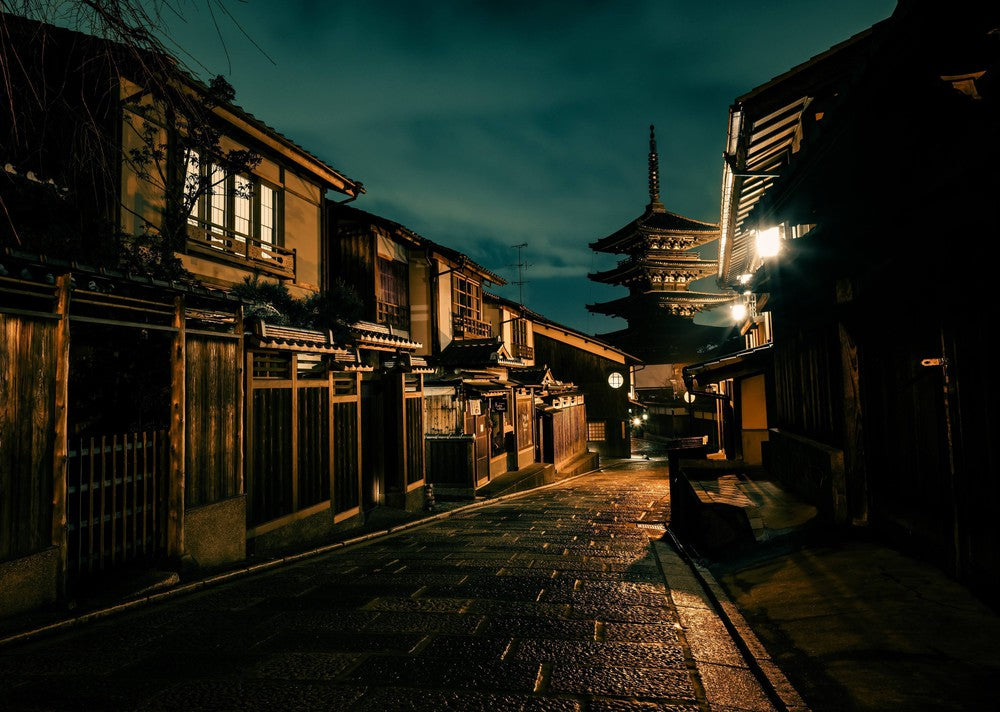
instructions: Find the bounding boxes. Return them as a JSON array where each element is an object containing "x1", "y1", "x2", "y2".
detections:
[
  {"x1": 327, "y1": 205, "x2": 513, "y2": 505},
  {"x1": 713, "y1": 3, "x2": 1000, "y2": 603},
  {"x1": 0, "y1": 14, "x2": 364, "y2": 609},
  {"x1": 0, "y1": 251, "x2": 246, "y2": 615},
  {"x1": 530, "y1": 314, "x2": 640, "y2": 459}
]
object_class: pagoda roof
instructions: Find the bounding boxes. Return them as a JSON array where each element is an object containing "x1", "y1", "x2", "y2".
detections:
[
  {"x1": 590, "y1": 205, "x2": 719, "y2": 255},
  {"x1": 586, "y1": 290, "x2": 735, "y2": 319},
  {"x1": 589, "y1": 254, "x2": 718, "y2": 285}
]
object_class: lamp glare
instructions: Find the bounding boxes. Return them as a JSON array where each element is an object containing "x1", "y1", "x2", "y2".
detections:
[{"x1": 756, "y1": 226, "x2": 781, "y2": 257}]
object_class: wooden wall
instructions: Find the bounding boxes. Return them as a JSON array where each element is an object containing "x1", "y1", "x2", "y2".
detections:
[
  {"x1": 772, "y1": 320, "x2": 842, "y2": 447},
  {"x1": 0, "y1": 314, "x2": 57, "y2": 561},
  {"x1": 425, "y1": 394, "x2": 462, "y2": 435}
]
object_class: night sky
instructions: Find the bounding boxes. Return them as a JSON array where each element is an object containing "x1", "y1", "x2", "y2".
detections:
[{"x1": 152, "y1": 0, "x2": 896, "y2": 334}]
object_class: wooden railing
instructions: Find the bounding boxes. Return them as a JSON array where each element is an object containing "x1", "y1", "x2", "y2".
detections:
[
  {"x1": 513, "y1": 343, "x2": 534, "y2": 359},
  {"x1": 452, "y1": 314, "x2": 491, "y2": 338},
  {"x1": 377, "y1": 300, "x2": 410, "y2": 331},
  {"x1": 186, "y1": 224, "x2": 295, "y2": 279}
]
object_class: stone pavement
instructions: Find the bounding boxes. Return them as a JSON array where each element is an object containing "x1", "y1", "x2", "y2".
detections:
[{"x1": 0, "y1": 459, "x2": 783, "y2": 711}]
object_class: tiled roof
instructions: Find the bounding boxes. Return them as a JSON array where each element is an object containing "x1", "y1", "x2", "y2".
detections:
[
  {"x1": 333, "y1": 205, "x2": 507, "y2": 285},
  {"x1": 590, "y1": 206, "x2": 719, "y2": 255},
  {"x1": 438, "y1": 337, "x2": 523, "y2": 367},
  {"x1": 350, "y1": 320, "x2": 422, "y2": 351}
]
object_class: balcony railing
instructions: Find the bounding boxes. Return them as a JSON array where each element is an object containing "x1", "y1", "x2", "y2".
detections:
[
  {"x1": 186, "y1": 224, "x2": 295, "y2": 279},
  {"x1": 377, "y1": 300, "x2": 410, "y2": 331},
  {"x1": 513, "y1": 343, "x2": 534, "y2": 359},
  {"x1": 452, "y1": 313, "x2": 492, "y2": 339}
]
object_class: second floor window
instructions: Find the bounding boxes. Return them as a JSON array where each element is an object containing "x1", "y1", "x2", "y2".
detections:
[
  {"x1": 185, "y1": 149, "x2": 281, "y2": 248},
  {"x1": 512, "y1": 317, "x2": 528, "y2": 346},
  {"x1": 377, "y1": 256, "x2": 410, "y2": 331},
  {"x1": 453, "y1": 274, "x2": 482, "y2": 321}
]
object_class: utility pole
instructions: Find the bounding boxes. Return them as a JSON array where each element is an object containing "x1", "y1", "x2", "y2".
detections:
[{"x1": 509, "y1": 242, "x2": 530, "y2": 305}]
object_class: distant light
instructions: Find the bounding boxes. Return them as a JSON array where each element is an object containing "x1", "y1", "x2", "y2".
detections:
[
  {"x1": 737, "y1": 273, "x2": 753, "y2": 285},
  {"x1": 632, "y1": 417, "x2": 642, "y2": 427},
  {"x1": 756, "y1": 226, "x2": 781, "y2": 257},
  {"x1": 731, "y1": 302, "x2": 748, "y2": 322},
  {"x1": 642, "y1": 413, "x2": 649, "y2": 421}
]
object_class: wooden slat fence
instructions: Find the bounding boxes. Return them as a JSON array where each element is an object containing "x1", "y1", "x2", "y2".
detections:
[
  {"x1": 249, "y1": 387, "x2": 293, "y2": 527},
  {"x1": 299, "y1": 387, "x2": 331, "y2": 508},
  {"x1": 332, "y1": 399, "x2": 360, "y2": 514},
  {"x1": 247, "y1": 351, "x2": 361, "y2": 530},
  {"x1": 66, "y1": 430, "x2": 167, "y2": 578},
  {"x1": 405, "y1": 396, "x2": 424, "y2": 486}
]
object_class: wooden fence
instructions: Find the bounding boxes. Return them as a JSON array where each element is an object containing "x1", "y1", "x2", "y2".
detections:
[
  {"x1": 66, "y1": 430, "x2": 168, "y2": 578},
  {"x1": 405, "y1": 394, "x2": 424, "y2": 486},
  {"x1": 425, "y1": 435, "x2": 476, "y2": 488},
  {"x1": 246, "y1": 350, "x2": 361, "y2": 532}
]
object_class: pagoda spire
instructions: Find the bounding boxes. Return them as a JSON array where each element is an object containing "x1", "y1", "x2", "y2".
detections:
[{"x1": 648, "y1": 124, "x2": 664, "y2": 211}]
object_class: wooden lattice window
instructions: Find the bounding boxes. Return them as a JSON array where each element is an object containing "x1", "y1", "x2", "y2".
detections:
[
  {"x1": 377, "y1": 257, "x2": 410, "y2": 330},
  {"x1": 253, "y1": 352, "x2": 291, "y2": 380},
  {"x1": 587, "y1": 421, "x2": 606, "y2": 442},
  {"x1": 453, "y1": 274, "x2": 482, "y2": 321}
]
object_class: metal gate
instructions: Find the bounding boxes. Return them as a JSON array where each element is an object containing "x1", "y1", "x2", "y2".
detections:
[{"x1": 67, "y1": 430, "x2": 168, "y2": 581}]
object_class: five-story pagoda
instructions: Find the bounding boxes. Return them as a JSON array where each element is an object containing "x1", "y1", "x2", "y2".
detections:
[{"x1": 588, "y1": 126, "x2": 733, "y2": 363}]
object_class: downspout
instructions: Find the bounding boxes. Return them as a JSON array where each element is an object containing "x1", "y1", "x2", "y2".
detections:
[{"x1": 425, "y1": 250, "x2": 441, "y2": 356}]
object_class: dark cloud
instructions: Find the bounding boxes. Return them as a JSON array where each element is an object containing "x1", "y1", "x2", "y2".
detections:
[{"x1": 155, "y1": 0, "x2": 896, "y2": 331}]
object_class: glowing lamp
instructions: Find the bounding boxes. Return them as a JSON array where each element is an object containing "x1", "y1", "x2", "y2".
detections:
[
  {"x1": 632, "y1": 417, "x2": 642, "y2": 427},
  {"x1": 731, "y1": 302, "x2": 748, "y2": 322},
  {"x1": 642, "y1": 413, "x2": 649, "y2": 421},
  {"x1": 756, "y1": 226, "x2": 781, "y2": 257},
  {"x1": 682, "y1": 391, "x2": 696, "y2": 404}
]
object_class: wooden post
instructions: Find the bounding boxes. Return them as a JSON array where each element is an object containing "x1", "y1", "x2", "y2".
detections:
[
  {"x1": 235, "y1": 306, "x2": 245, "y2": 496},
  {"x1": 290, "y1": 353, "x2": 299, "y2": 511},
  {"x1": 355, "y1": 372, "x2": 363, "y2": 511},
  {"x1": 167, "y1": 296, "x2": 186, "y2": 559},
  {"x1": 51, "y1": 274, "x2": 71, "y2": 594}
]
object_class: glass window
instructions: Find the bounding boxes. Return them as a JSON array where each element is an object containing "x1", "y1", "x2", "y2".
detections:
[
  {"x1": 185, "y1": 148, "x2": 202, "y2": 226},
  {"x1": 260, "y1": 184, "x2": 275, "y2": 246},
  {"x1": 184, "y1": 156, "x2": 282, "y2": 254}
]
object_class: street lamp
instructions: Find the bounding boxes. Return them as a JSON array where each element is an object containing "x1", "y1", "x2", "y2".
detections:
[{"x1": 756, "y1": 226, "x2": 781, "y2": 258}]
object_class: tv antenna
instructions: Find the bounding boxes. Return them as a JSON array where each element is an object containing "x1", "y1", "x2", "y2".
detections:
[{"x1": 509, "y1": 242, "x2": 530, "y2": 305}]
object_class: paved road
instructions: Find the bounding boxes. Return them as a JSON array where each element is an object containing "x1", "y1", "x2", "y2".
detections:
[{"x1": 1, "y1": 458, "x2": 775, "y2": 711}]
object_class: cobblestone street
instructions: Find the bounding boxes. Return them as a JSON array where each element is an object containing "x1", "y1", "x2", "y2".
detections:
[{"x1": 1, "y1": 459, "x2": 776, "y2": 711}]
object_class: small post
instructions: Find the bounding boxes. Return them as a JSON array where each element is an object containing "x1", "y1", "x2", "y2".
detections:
[
  {"x1": 52, "y1": 274, "x2": 71, "y2": 594},
  {"x1": 167, "y1": 295, "x2": 186, "y2": 560}
]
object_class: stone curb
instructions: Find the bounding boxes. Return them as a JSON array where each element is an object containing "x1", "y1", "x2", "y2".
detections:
[
  {"x1": 0, "y1": 464, "x2": 608, "y2": 649},
  {"x1": 662, "y1": 528, "x2": 810, "y2": 712}
]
